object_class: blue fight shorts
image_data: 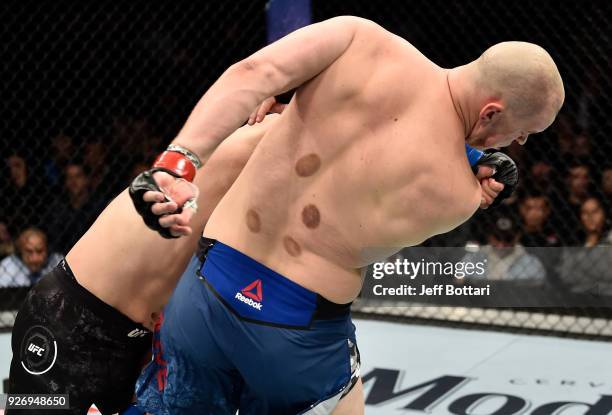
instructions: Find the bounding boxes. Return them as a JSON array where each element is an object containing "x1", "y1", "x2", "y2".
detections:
[{"x1": 136, "y1": 238, "x2": 360, "y2": 415}]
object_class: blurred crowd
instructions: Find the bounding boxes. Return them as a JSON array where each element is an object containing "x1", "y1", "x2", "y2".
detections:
[{"x1": 0, "y1": 116, "x2": 162, "y2": 288}]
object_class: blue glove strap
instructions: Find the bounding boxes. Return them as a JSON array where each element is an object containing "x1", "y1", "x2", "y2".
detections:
[{"x1": 465, "y1": 144, "x2": 484, "y2": 167}]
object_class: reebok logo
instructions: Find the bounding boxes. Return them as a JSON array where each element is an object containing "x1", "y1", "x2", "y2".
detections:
[
  {"x1": 235, "y1": 279, "x2": 263, "y2": 310},
  {"x1": 27, "y1": 343, "x2": 45, "y2": 356},
  {"x1": 241, "y1": 279, "x2": 263, "y2": 302}
]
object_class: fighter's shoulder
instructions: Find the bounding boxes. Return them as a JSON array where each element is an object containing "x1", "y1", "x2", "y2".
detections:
[
  {"x1": 325, "y1": 16, "x2": 383, "y2": 30},
  {"x1": 319, "y1": 16, "x2": 393, "y2": 44},
  {"x1": 336, "y1": 17, "x2": 405, "y2": 57}
]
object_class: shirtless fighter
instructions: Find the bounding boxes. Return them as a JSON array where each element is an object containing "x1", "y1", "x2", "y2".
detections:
[{"x1": 131, "y1": 16, "x2": 564, "y2": 415}]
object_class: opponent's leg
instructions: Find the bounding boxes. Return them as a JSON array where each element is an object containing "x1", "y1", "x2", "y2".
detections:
[
  {"x1": 331, "y1": 379, "x2": 364, "y2": 415},
  {"x1": 135, "y1": 258, "x2": 242, "y2": 415},
  {"x1": 8, "y1": 267, "x2": 95, "y2": 415},
  {"x1": 8, "y1": 261, "x2": 152, "y2": 415}
]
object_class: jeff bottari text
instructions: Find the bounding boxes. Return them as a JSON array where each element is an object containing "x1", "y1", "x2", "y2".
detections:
[{"x1": 372, "y1": 284, "x2": 491, "y2": 296}]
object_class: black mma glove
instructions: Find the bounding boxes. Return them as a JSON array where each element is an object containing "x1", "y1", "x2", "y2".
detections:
[
  {"x1": 129, "y1": 144, "x2": 202, "y2": 239},
  {"x1": 472, "y1": 150, "x2": 519, "y2": 208},
  {"x1": 129, "y1": 168, "x2": 184, "y2": 239}
]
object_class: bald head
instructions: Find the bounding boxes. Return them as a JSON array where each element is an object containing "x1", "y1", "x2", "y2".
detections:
[
  {"x1": 475, "y1": 41, "x2": 564, "y2": 118},
  {"x1": 17, "y1": 227, "x2": 49, "y2": 273}
]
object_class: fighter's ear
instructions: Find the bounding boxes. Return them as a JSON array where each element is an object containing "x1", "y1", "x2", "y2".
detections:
[{"x1": 479, "y1": 102, "x2": 503, "y2": 124}]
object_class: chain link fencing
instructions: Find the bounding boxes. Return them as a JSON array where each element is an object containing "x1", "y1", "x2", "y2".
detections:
[{"x1": 1, "y1": 1, "x2": 611, "y2": 337}]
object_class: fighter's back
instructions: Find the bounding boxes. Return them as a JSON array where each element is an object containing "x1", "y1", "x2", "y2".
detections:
[{"x1": 204, "y1": 20, "x2": 482, "y2": 303}]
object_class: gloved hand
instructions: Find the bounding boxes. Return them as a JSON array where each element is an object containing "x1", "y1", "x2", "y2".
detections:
[
  {"x1": 129, "y1": 145, "x2": 201, "y2": 238},
  {"x1": 466, "y1": 145, "x2": 519, "y2": 209}
]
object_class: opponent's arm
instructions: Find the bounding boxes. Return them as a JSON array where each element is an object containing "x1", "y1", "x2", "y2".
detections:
[{"x1": 174, "y1": 16, "x2": 368, "y2": 161}]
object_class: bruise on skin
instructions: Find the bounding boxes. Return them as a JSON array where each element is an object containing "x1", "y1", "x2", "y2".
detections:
[
  {"x1": 295, "y1": 153, "x2": 321, "y2": 177},
  {"x1": 283, "y1": 235, "x2": 302, "y2": 257},
  {"x1": 246, "y1": 209, "x2": 261, "y2": 233},
  {"x1": 302, "y1": 204, "x2": 321, "y2": 229}
]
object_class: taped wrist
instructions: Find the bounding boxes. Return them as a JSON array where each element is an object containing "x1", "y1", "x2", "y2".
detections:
[
  {"x1": 128, "y1": 167, "x2": 182, "y2": 239},
  {"x1": 153, "y1": 144, "x2": 202, "y2": 182}
]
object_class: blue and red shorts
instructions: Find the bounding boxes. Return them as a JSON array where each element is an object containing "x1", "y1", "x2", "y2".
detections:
[{"x1": 136, "y1": 238, "x2": 360, "y2": 415}]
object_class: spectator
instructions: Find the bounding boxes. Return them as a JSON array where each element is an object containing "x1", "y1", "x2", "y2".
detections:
[
  {"x1": 580, "y1": 197, "x2": 612, "y2": 247},
  {"x1": 44, "y1": 162, "x2": 106, "y2": 253},
  {"x1": 0, "y1": 228, "x2": 63, "y2": 287},
  {"x1": 552, "y1": 161, "x2": 593, "y2": 245},
  {"x1": 529, "y1": 161, "x2": 554, "y2": 194},
  {"x1": 519, "y1": 192, "x2": 560, "y2": 247},
  {"x1": 566, "y1": 162, "x2": 592, "y2": 206},
  {"x1": 573, "y1": 131, "x2": 592, "y2": 159},
  {"x1": 558, "y1": 197, "x2": 612, "y2": 297},
  {"x1": 552, "y1": 114, "x2": 575, "y2": 159},
  {"x1": 44, "y1": 133, "x2": 74, "y2": 188},
  {"x1": 0, "y1": 218, "x2": 15, "y2": 260},
  {"x1": 461, "y1": 214, "x2": 546, "y2": 283},
  {"x1": 5, "y1": 153, "x2": 46, "y2": 231},
  {"x1": 111, "y1": 116, "x2": 161, "y2": 188},
  {"x1": 518, "y1": 192, "x2": 561, "y2": 284}
]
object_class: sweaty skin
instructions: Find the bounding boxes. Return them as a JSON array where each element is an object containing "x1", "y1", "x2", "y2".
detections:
[{"x1": 66, "y1": 117, "x2": 275, "y2": 330}]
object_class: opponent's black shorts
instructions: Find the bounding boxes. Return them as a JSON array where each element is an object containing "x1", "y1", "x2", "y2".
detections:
[{"x1": 8, "y1": 260, "x2": 152, "y2": 415}]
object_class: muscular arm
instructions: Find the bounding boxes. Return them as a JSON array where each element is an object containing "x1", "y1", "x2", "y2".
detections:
[
  {"x1": 66, "y1": 116, "x2": 278, "y2": 317},
  {"x1": 173, "y1": 16, "x2": 372, "y2": 161}
]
